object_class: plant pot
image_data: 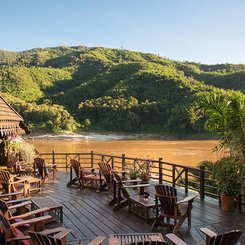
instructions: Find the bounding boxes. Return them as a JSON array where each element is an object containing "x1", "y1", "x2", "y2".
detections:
[
  {"x1": 129, "y1": 173, "x2": 137, "y2": 180},
  {"x1": 139, "y1": 174, "x2": 150, "y2": 183},
  {"x1": 220, "y1": 194, "x2": 235, "y2": 211}
]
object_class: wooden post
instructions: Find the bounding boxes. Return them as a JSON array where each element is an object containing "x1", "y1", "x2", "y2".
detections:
[
  {"x1": 199, "y1": 165, "x2": 205, "y2": 200},
  {"x1": 122, "y1": 154, "x2": 125, "y2": 171},
  {"x1": 65, "y1": 154, "x2": 68, "y2": 172},
  {"x1": 159, "y1": 158, "x2": 163, "y2": 184},
  {"x1": 112, "y1": 156, "x2": 114, "y2": 169},
  {"x1": 52, "y1": 151, "x2": 55, "y2": 166},
  {"x1": 172, "y1": 165, "x2": 176, "y2": 187},
  {"x1": 91, "y1": 151, "x2": 94, "y2": 168},
  {"x1": 185, "y1": 168, "x2": 188, "y2": 195}
]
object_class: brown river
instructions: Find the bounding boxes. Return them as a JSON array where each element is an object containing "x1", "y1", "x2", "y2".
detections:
[{"x1": 26, "y1": 133, "x2": 220, "y2": 168}]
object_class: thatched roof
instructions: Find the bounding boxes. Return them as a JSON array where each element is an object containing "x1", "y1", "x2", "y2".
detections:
[{"x1": 0, "y1": 96, "x2": 30, "y2": 136}]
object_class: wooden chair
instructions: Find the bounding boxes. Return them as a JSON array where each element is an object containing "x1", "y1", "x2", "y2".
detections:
[
  {"x1": 7, "y1": 153, "x2": 19, "y2": 174},
  {"x1": 111, "y1": 171, "x2": 150, "y2": 211},
  {"x1": 0, "y1": 199, "x2": 50, "y2": 226},
  {"x1": 34, "y1": 157, "x2": 57, "y2": 182},
  {"x1": 29, "y1": 230, "x2": 105, "y2": 245},
  {"x1": 67, "y1": 159, "x2": 83, "y2": 188},
  {"x1": 0, "y1": 213, "x2": 52, "y2": 245},
  {"x1": 98, "y1": 161, "x2": 112, "y2": 189},
  {"x1": 28, "y1": 228, "x2": 71, "y2": 245},
  {"x1": 0, "y1": 170, "x2": 30, "y2": 197},
  {"x1": 0, "y1": 191, "x2": 26, "y2": 201},
  {"x1": 109, "y1": 233, "x2": 167, "y2": 245},
  {"x1": 151, "y1": 184, "x2": 198, "y2": 234},
  {"x1": 166, "y1": 228, "x2": 242, "y2": 245},
  {"x1": 0, "y1": 226, "x2": 66, "y2": 245}
]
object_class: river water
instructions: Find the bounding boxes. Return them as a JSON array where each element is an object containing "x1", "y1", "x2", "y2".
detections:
[{"x1": 26, "y1": 133, "x2": 219, "y2": 168}]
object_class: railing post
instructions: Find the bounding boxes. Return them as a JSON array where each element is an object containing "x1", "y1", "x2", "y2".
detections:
[
  {"x1": 185, "y1": 168, "x2": 188, "y2": 195},
  {"x1": 159, "y1": 158, "x2": 163, "y2": 184},
  {"x1": 111, "y1": 156, "x2": 114, "y2": 169},
  {"x1": 65, "y1": 154, "x2": 68, "y2": 171},
  {"x1": 91, "y1": 151, "x2": 94, "y2": 168},
  {"x1": 200, "y1": 165, "x2": 205, "y2": 200},
  {"x1": 172, "y1": 165, "x2": 175, "y2": 187},
  {"x1": 122, "y1": 154, "x2": 125, "y2": 171},
  {"x1": 52, "y1": 151, "x2": 55, "y2": 166}
]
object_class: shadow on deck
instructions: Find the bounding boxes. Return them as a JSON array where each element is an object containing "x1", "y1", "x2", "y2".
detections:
[{"x1": 33, "y1": 172, "x2": 245, "y2": 244}]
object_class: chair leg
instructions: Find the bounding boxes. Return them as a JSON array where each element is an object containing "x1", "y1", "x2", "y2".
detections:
[
  {"x1": 172, "y1": 214, "x2": 187, "y2": 235},
  {"x1": 151, "y1": 215, "x2": 164, "y2": 231},
  {"x1": 113, "y1": 199, "x2": 130, "y2": 211}
]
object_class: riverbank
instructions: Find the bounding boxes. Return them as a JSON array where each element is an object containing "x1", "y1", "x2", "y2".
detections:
[{"x1": 26, "y1": 132, "x2": 216, "y2": 141}]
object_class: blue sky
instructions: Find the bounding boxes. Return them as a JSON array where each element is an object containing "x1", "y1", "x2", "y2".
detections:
[{"x1": 0, "y1": 0, "x2": 245, "y2": 64}]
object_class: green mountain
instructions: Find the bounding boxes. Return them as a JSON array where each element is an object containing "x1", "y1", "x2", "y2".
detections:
[{"x1": 0, "y1": 46, "x2": 244, "y2": 134}]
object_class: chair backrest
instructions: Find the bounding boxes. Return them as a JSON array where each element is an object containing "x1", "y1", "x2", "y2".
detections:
[
  {"x1": 47, "y1": 229, "x2": 71, "y2": 245},
  {"x1": 8, "y1": 154, "x2": 19, "y2": 174},
  {"x1": 208, "y1": 230, "x2": 242, "y2": 245},
  {"x1": 34, "y1": 157, "x2": 46, "y2": 178},
  {"x1": 0, "y1": 200, "x2": 11, "y2": 219},
  {"x1": 0, "y1": 170, "x2": 12, "y2": 183},
  {"x1": 155, "y1": 184, "x2": 177, "y2": 216},
  {"x1": 70, "y1": 159, "x2": 81, "y2": 179},
  {"x1": 112, "y1": 172, "x2": 131, "y2": 199},
  {"x1": 29, "y1": 231, "x2": 52, "y2": 245},
  {"x1": 0, "y1": 170, "x2": 15, "y2": 193},
  {"x1": 98, "y1": 161, "x2": 112, "y2": 184},
  {"x1": 0, "y1": 213, "x2": 11, "y2": 230},
  {"x1": 0, "y1": 225, "x2": 6, "y2": 245}
]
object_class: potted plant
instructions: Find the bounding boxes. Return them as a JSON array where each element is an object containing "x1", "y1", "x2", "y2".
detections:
[
  {"x1": 126, "y1": 158, "x2": 155, "y2": 182},
  {"x1": 213, "y1": 156, "x2": 245, "y2": 211}
]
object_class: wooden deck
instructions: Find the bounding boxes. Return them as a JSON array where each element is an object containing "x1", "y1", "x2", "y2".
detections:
[{"x1": 32, "y1": 172, "x2": 245, "y2": 244}]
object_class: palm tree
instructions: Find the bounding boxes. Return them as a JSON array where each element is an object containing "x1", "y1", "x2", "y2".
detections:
[{"x1": 195, "y1": 90, "x2": 245, "y2": 159}]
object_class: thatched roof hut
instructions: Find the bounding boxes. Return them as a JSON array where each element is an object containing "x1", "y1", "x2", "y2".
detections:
[
  {"x1": 0, "y1": 96, "x2": 30, "y2": 165},
  {"x1": 0, "y1": 96, "x2": 30, "y2": 137}
]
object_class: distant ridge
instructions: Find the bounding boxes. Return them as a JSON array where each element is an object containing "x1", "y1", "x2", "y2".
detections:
[{"x1": 0, "y1": 45, "x2": 244, "y2": 133}]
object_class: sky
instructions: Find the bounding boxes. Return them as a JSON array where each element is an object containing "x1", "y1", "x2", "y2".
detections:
[{"x1": 0, "y1": 0, "x2": 245, "y2": 64}]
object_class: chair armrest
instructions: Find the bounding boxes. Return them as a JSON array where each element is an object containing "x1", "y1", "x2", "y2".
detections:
[
  {"x1": 200, "y1": 228, "x2": 217, "y2": 237},
  {"x1": 108, "y1": 237, "x2": 121, "y2": 245},
  {"x1": 40, "y1": 227, "x2": 66, "y2": 235},
  {"x1": 166, "y1": 233, "x2": 187, "y2": 245},
  {"x1": 6, "y1": 198, "x2": 31, "y2": 205},
  {"x1": 46, "y1": 164, "x2": 57, "y2": 168},
  {"x1": 8, "y1": 201, "x2": 32, "y2": 210},
  {"x1": 11, "y1": 215, "x2": 52, "y2": 228},
  {"x1": 12, "y1": 179, "x2": 27, "y2": 184},
  {"x1": 11, "y1": 207, "x2": 50, "y2": 219},
  {"x1": 0, "y1": 192, "x2": 23, "y2": 199},
  {"x1": 177, "y1": 194, "x2": 198, "y2": 205},
  {"x1": 53, "y1": 229, "x2": 72, "y2": 239},
  {"x1": 119, "y1": 184, "x2": 150, "y2": 189},
  {"x1": 88, "y1": 236, "x2": 106, "y2": 245},
  {"x1": 6, "y1": 236, "x2": 30, "y2": 242},
  {"x1": 122, "y1": 179, "x2": 144, "y2": 183}
]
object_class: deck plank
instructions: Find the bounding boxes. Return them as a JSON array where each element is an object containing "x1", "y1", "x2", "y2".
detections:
[{"x1": 28, "y1": 172, "x2": 245, "y2": 244}]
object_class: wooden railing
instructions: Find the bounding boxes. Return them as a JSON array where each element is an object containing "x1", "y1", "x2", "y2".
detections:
[{"x1": 39, "y1": 151, "x2": 245, "y2": 210}]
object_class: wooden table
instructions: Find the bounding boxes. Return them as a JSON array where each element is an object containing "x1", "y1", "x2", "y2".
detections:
[
  {"x1": 81, "y1": 169, "x2": 104, "y2": 192},
  {"x1": 31, "y1": 197, "x2": 63, "y2": 222},
  {"x1": 129, "y1": 196, "x2": 158, "y2": 222},
  {"x1": 17, "y1": 175, "x2": 41, "y2": 192}
]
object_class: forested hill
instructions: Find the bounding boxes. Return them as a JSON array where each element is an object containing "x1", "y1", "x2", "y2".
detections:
[{"x1": 0, "y1": 46, "x2": 244, "y2": 134}]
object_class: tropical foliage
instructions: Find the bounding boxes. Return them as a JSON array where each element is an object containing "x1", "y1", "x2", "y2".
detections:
[{"x1": 194, "y1": 91, "x2": 245, "y2": 158}]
